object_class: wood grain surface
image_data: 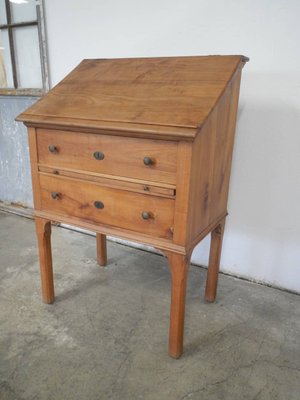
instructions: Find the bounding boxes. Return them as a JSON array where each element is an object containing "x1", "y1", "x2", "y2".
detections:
[
  {"x1": 17, "y1": 56, "x2": 247, "y2": 138},
  {"x1": 37, "y1": 129, "x2": 178, "y2": 184},
  {"x1": 39, "y1": 173, "x2": 175, "y2": 239}
]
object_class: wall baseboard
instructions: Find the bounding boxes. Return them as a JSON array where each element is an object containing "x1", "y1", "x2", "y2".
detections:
[{"x1": 0, "y1": 201, "x2": 299, "y2": 297}]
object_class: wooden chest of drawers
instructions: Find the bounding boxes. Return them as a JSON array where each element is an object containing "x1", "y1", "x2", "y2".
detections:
[{"x1": 17, "y1": 55, "x2": 248, "y2": 358}]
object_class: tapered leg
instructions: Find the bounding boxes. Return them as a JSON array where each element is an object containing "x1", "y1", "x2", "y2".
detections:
[
  {"x1": 96, "y1": 233, "x2": 107, "y2": 266},
  {"x1": 35, "y1": 217, "x2": 54, "y2": 304},
  {"x1": 205, "y1": 218, "x2": 226, "y2": 302},
  {"x1": 165, "y1": 252, "x2": 190, "y2": 359}
]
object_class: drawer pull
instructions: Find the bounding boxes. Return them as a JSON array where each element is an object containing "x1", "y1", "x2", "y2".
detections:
[
  {"x1": 94, "y1": 201, "x2": 104, "y2": 209},
  {"x1": 141, "y1": 211, "x2": 152, "y2": 220},
  {"x1": 143, "y1": 156, "x2": 153, "y2": 166},
  {"x1": 48, "y1": 144, "x2": 58, "y2": 153},
  {"x1": 93, "y1": 151, "x2": 105, "y2": 160},
  {"x1": 51, "y1": 191, "x2": 60, "y2": 200}
]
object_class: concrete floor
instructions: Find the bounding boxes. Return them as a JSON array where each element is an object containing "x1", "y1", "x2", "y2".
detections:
[{"x1": 0, "y1": 211, "x2": 299, "y2": 400}]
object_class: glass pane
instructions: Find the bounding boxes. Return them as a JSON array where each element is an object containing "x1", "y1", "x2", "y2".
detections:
[
  {"x1": 10, "y1": 0, "x2": 37, "y2": 23},
  {"x1": 14, "y1": 25, "x2": 42, "y2": 88},
  {"x1": 0, "y1": 29, "x2": 14, "y2": 88},
  {"x1": 0, "y1": 0, "x2": 7, "y2": 24}
]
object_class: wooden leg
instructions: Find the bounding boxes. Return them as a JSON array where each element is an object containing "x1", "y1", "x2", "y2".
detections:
[
  {"x1": 96, "y1": 233, "x2": 107, "y2": 266},
  {"x1": 165, "y1": 252, "x2": 190, "y2": 359},
  {"x1": 205, "y1": 218, "x2": 226, "y2": 302},
  {"x1": 35, "y1": 217, "x2": 54, "y2": 304}
]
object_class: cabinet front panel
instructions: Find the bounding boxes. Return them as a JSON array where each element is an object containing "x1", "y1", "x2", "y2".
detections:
[
  {"x1": 39, "y1": 174, "x2": 175, "y2": 239},
  {"x1": 37, "y1": 129, "x2": 178, "y2": 185}
]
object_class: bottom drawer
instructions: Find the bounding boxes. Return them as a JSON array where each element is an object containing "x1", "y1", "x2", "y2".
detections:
[{"x1": 39, "y1": 174, "x2": 175, "y2": 239}]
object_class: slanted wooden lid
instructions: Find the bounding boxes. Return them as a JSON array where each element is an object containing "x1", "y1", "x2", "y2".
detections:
[{"x1": 17, "y1": 55, "x2": 248, "y2": 140}]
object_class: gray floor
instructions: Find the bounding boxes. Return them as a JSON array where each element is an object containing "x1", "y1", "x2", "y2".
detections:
[{"x1": 0, "y1": 211, "x2": 299, "y2": 400}]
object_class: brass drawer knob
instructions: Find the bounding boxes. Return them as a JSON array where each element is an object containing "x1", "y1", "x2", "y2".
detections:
[
  {"x1": 48, "y1": 144, "x2": 58, "y2": 153},
  {"x1": 141, "y1": 211, "x2": 152, "y2": 220},
  {"x1": 93, "y1": 151, "x2": 105, "y2": 160},
  {"x1": 94, "y1": 201, "x2": 104, "y2": 209},
  {"x1": 143, "y1": 156, "x2": 153, "y2": 166},
  {"x1": 51, "y1": 191, "x2": 60, "y2": 200}
]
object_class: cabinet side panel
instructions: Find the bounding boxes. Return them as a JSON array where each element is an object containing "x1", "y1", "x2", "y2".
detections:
[
  {"x1": 187, "y1": 70, "x2": 242, "y2": 244},
  {"x1": 210, "y1": 70, "x2": 242, "y2": 221},
  {"x1": 187, "y1": 112, "x2": 217, "y2": 243}
]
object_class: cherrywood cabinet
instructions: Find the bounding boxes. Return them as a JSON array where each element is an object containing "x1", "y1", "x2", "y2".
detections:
[{"x1": 17, "y1": 55, "x2": 248, "y2": 358}]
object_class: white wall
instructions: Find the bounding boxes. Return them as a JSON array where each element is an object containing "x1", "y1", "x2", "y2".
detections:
[{"x1": 44, "y1": 0, "x2": 300, "y2": 293}]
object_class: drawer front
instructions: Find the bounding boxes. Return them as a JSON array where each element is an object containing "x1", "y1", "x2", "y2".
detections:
[
  {"x1": 37, "y1": 129, "x2": 178, "y2": 184},
  {"x1": 39, "y1": 174, "x2": 174, "y2": 239}
]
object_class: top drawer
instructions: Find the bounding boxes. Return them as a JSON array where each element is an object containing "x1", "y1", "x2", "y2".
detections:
[{"x1": 36, "y1": 129, "x2": 178, "y2": 185}]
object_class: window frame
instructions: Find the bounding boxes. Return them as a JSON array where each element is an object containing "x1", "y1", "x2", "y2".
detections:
[{"x1": 0, "y1": 0, "x2": 49, "y2": 96}]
